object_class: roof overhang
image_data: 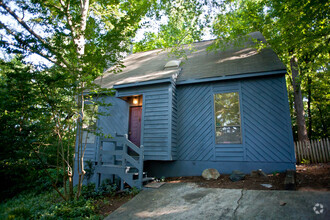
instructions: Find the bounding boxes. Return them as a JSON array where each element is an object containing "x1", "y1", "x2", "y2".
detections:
[
  {"x1": 113, "y1": 77, "x2": 173, "y2": 89},
  {"x1": 113, "y1": 68, "x2": 181, "y2": 89},
  {"x1": 176, "y1": 69, "x2": 287, "y2": 85}
]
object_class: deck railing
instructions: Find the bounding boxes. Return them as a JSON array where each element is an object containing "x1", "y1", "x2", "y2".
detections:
[
  {"x1": 294, "y1": 138, "x2": 330, "y2": 164},
  {"x1": 96, "y1": 133, "x2": 144, "y2": 189}
]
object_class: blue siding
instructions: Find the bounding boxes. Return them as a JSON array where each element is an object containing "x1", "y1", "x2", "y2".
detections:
[
  {"x1": 170, "y1": 81, "x2": 178, "y2": 160},
  {"x1": 117, "y1": 83, "x2": 175, "y2": 160},
  {"x1": 88, "y1": 74, "x2": 295, "y2": 176},
  {"x1": 241, "y1": 76, "x2": 294, "y2": 162},
  {"x1": 77, "y1": 96, "x2": 129, "y2": 162},
  {"x1": 98, "y1": 96, "x2": 130, "y2": 137},
  {"x1": 212, "y1": 82, "x2": 245, "y2": 161},
  {"x1": 176, "y1": 75, "x2": 294, "y2": 165},
  {"x1": 177, "y1": 84, "x2": 214, "y2": 161}
]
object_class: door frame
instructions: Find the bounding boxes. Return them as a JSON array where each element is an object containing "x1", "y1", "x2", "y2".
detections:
[{"x1": 128, "y1": 105, "x2": 142, "y2": 147}]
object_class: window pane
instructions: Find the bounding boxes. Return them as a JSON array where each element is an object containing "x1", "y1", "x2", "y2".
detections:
[{"x1": 214, "y1": 92, "x2": 241, "y2": 144}]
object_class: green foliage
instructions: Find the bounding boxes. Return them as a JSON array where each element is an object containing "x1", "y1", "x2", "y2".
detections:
[
  {"x1": 301, "y1": 158, "x2": 310, "y2": 165},
  {"x1": 126, "y1": 187, "x2": 140, "y2": 196},
  {"x1": 211, "y1": 0, "x2": 329, "y2": 140},
  {"x1": 0, "y1": 0, "x2": 157, "y2": 200},
  {"x1": 34, "y1": 168, "x2": 64, "y2": 193},
  {"x1": 8, "y1": 207, "x2": 32, "y2": 219},
  {"x1": 81, "y1": 183, "x2": 99, "y2": 199},
  {"x1": 51, "y1": 198, "x2": 96, "y2": 219},
  {"x1": 133, "y1": 0, "x2": 208, "y2": 57},
  {"x1": 81, "y1": 179, "x2": 118, "y2": 199},
  {"x1": 97, "y1": 179, "x2": 118, "y2": 197},
  {"x1": 0, "y1": 57, "x2": 70, "y2": 199},
  {"x1": 85, "y1": 160, "x2": 95, "y2": 182},
  {"x1": 272, "y1": 171, "x2": 279, "y2": 176},
  {"x1": 0, "y1": 188, "x2": 103, "y2": 219}
]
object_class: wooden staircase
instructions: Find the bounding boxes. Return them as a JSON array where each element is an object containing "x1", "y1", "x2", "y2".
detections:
[{"x1": 95, "y1": 133, "x2": 153, "y2": 189}]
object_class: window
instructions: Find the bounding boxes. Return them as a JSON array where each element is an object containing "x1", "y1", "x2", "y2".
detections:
[{"x1": 214, "y1": 92, "x2": 242, "y2": 144}]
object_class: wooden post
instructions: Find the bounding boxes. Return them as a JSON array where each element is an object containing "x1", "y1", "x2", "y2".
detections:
[
  {"x1": 122, "y1": 143, "x2": 127, "y2": 168},
  {"x1": 310, "y1": 140, "x2": 316, "y2": 163},
  {"x1": 294, "y1": 142, "x2": 298, "y2": 163},
  {"x1": 327, "y1": 138, "x2": 330, "y2": 161},
  {"x1": 138, "y1": 145, "x2": 144, "y2": 189},
  {"x1": 296, "y1": 141, "x2": 300, "y2": 163},
  {"x1": 320, "y1": 139, "x2": 326, "y2": 163},
  {"x1": 325, "y1": 138, "x2": 330, "y2": 161}
]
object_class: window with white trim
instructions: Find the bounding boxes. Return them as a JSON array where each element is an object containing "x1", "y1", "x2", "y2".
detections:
[{"x1": 214, "y1": 92, "x2": 242, "y2": 144}]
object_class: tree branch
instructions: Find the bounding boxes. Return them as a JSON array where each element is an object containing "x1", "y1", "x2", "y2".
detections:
[
  {"x1": 0, "y1": 1, "x2": 70, "y2": 68},
  {"x1": 0, "y1": 22, "x2": 65, "y2": 67},
  {"x1": 59, "y1": 0, "x2": 76, "y2": 39},
  {"x1": 0, "y1": 1, "x2": 48, "y2": 46}
]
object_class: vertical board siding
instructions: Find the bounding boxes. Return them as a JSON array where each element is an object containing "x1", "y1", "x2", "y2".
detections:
[
  {"x1": 241, "y1": 76, "x2": 293, "y2": 162},
  {"x1": 177, "y1": 84, "x2": 214, "y2": 161},
  {"x1": 117, "y1": 83, "x2": 172, "y2": 160}
]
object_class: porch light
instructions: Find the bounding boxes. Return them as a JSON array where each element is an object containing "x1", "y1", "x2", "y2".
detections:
[{"x1": 133, "y1": 98, "x2": 138, "y2": 105}]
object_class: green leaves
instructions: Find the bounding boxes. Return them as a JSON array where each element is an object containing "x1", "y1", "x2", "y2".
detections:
[
  {"x1": 211, "y1": 0, "x2": 329, "y2": 140},
  {"x1": 133, "y1": 0, "x2": 207, "y2": 57}
]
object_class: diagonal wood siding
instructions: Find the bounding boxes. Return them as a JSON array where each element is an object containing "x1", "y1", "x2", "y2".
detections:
[
  {"x1": 171, "y1": 81, "x2": 178, "y2": 160},
  {"x1": 176, "y1": 75, "x2": 295, "y2": 163},
  {"x1": 177, "y1": 84, "x2": 214, "y2": 161},
  {"x1": 241, "y1": 76, "x2": 294, "y2": 162}
]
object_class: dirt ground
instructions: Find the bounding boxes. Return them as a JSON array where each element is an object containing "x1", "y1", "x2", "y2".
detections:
[
  {"x1": 166, "y1": 163, "x2": 330, "y2": 191},
  {"x1": 97, "y1": 163, "x2": 330, "y2": 216},
  {"x1": 96, "y1": 193, "x2": 135, "y2": 217}
]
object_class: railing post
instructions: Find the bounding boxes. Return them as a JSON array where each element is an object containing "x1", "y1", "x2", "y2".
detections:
[
  {"x1": 96, "y1": 140, "x2": 103, "y2": 188},
  {"x1": 123, "y1": 143, "x2": 127, "y2": 168},
  {"x1": 138, "y1": 145, "x2": 144, "y2": 189}
]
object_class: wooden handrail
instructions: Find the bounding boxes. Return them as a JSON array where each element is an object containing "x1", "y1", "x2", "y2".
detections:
[{"x1": 97, "y1": 132, "x2": 144, "y2": 189}]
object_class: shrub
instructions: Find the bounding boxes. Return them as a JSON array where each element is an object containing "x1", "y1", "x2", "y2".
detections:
[
  {"x1": 8, "y1": 207, "x2": 32, "y2": 219},
  {"x1": 0, "y1": 189, "x2": 102, "y2": 219}
]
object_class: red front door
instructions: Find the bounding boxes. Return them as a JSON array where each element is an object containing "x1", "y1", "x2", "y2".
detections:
[{"x1": 128, "y1": 106, "x2": 142, "y2": 147}]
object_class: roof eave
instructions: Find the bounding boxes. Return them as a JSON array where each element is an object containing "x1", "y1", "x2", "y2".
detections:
[
  {"x1": 176, "y1": 69, "x2": 287, "y2": 85},
  {"x1": 113, "y1": 77, "x2": 173, "y2": 89}
]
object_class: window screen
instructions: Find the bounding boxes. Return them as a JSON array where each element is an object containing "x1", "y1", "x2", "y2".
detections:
[{"x1": 214, "y1": 92, "x2": 242, "y2": 144}]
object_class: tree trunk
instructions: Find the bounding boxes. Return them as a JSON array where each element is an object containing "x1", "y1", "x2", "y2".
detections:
[
  {"x1": 307, "y1": 76, "x2": 312, "y2": 139},
  {"x1": 317, "y1": 105, "x2": 328, "y2": 138},
  {"x1": 290, "y1": 56, "x2": 309, "y2": 142},
  {"x1": 74, "y1": 0, "x2": 90, "y2": 200}
]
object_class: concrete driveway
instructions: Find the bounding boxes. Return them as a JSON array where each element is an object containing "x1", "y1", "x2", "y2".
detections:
[{"x1": 106, "y1": 183, "x2": 330, "y2": 220}]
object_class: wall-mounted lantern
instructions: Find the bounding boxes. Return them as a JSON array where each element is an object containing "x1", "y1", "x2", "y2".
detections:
[{"x1": 133, "y1": 97, "x2": 139, "y2": 105}]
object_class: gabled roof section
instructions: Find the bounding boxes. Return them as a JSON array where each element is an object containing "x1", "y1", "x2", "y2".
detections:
[{"x1": 95, "y1": 32, "x2": 286, "y2": 89}]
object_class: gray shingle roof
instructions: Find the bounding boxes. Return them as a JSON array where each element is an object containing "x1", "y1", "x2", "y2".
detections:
[{"x1": 95, "y1": 32, "x2": 286, "y2": 88}]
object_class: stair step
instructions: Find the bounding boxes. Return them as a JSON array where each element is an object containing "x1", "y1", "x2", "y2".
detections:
[
  {"x1": 142, "y1": 177, "x2": 155, "y2": 182},
  {"x1": 132, "y1": 173, "x2": 148, "y2": 180},
  {"x1": 96, "y1": 164, "x2": 125, "y2": 175},
  {"x1": 98, "y1": 164, "x2": 123, "y2": 169},
  {"x1": 130, "y1": 171, "x2": 146, "y2": 175}
]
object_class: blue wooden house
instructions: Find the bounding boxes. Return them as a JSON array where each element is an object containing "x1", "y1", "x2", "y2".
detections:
[{"x1": 79, "y1": 32, "x2": 296, "y2": 189}]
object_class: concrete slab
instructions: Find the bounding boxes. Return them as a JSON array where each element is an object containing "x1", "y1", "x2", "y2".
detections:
[
  {"x1": 144, "y1": 182, "x2": 165, "y2": 188},
  {"x1": 106, "y1": 183, "x2": 330, "y2": 220}
]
